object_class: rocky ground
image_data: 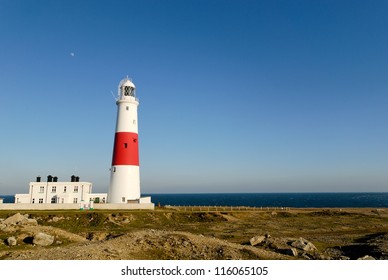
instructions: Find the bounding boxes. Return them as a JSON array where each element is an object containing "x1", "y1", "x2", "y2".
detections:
[{"x1": 0, "y1": 208, "x2": 387, "y2": 260}]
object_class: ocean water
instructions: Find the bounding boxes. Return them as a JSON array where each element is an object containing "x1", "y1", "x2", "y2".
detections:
[
  {"x1": 148, "y1": 193, "x2": 388, "y2": 208},
  {"x1": 2, "y1": 193, "x2": 387, "y2": 208}
]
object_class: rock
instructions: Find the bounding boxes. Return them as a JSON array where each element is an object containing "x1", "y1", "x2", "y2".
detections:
[
  {"x1": 52, "y1": 216, "x2": 65, "y2": 222},
  {"x1": 302, "y1": 252, "x2": 311, "y2": 259},
  {"x1": 265, "y1": 237, "x2": 291, "y2": 252},
  {"x1": 87, "y1": 232, "x2": 109, "y2": 241},
  {"x1": 323, "y1": 247, "x2": 344, "y2": 259},
  {"x1": 250, "y1": 235, "x2": 266, "y2": 246},
  {"x1": 0, "y1": 223, "x2": 6, "y2": 231},
  {"x1": 283, "y1": 248, "x2": 298, "y2": 256},
  {"x1": 357, "y1": 255, "x2": 375, "y2": 260},
  {"x1": 27, "y1": 219, "x2": 38, "y2": 226},
  {"x1": 315, "y1": 253, "x2": 331, "y2": 260},
  {"x1": 6, "y1": 236, "x2": 17, "y2": 246},
  {"x1": 3, "y1": 213, "x2": 28, "y2": 225},
  {"x1": 291, "y1": 238, "x2": 317, "y2": 252},
  {"x1": 33, "y1": 232, "x2": 54, "y2": 246}
]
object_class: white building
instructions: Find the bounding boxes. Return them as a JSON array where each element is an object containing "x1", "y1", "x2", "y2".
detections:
[{"x1": 15, "y1": 175, "x2": 107, "y2": 205}]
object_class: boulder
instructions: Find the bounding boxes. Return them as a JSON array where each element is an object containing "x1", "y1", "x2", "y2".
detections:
[
  {"x1": 27, "y1": 219, "x2": 38, "y2": 226},
  {"x1": 291, "y1": 237, "x2": 317, "y2": 252},
  {"x1": 250, "y1": 235, "x2": 266, "y2": 246},
  {"x1": 3, "y1": 213, "x2": 28, "y2": 225},
  {"x1": 33, "y1": 232, "x2": 54, "y2": 246},
  {"x1": 6, "y1": 236, "x2": 17, "y2": 246}
]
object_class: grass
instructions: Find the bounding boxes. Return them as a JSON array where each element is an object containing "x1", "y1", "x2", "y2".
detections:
[{"x1": 1, "y1": 208, "x2": 387, "y2": 256}]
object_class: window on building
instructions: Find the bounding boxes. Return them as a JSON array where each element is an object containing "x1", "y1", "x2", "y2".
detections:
[
  {"x1": 39, "y1": 186, "x2": 44, "y2": 193},
  {"x1": 122, "y1": 197, "x2": 126, "y2": 202},
  {"x1": 39, "y1": 198, "x2": 43, "y2": 204},
  {"x1": 32, "y1": 198, "x2": 35, "y2": 204},
  {"x1": 52, "y1": 186, "x2": 56, "y2": 193},
  {"x1": 61, "y1": 198, "x2": 64, "y2": 204},
  {"x1": 64, "y1": 186, "x2": 67, "y2": 193},
  {"x1": 74, "y1": 186, "x2": 78, "y2": 193},
  {"x1": 126, "y1": 106, "x2": 129, "y2": 110},
  {"x1": 51, "y1": 197, "x2": 56, "y2": 203},
  {"x1": 73, "y1": 198, "x2": 78, "y2": 203}
]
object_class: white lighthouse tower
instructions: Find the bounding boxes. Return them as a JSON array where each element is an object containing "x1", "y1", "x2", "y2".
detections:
[{"x1": 108, "y1": 77, "x2": 146, "y2": 204}]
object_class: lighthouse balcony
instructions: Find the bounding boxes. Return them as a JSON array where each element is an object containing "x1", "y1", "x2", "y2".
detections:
[{"x1": 117, "y1": 96, "x2": 139, "y2": 104}]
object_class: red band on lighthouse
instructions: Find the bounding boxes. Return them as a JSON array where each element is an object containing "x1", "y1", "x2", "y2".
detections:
[{"x1": 111, "y1": 132, "x2": 139, "y2": 166}]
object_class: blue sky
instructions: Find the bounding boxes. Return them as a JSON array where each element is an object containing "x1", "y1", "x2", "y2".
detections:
[{"x1": 0, "y1": 0, "x2": 387, "y2": 194}]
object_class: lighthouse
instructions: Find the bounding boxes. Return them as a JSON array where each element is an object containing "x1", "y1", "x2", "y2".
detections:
[{"x1": 108, "y1": 77, "x2": 141, "y2": 203}]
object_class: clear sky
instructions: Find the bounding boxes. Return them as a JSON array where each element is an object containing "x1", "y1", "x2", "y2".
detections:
[{"x1": 0, "y1": 0, "x2": 387, "y2": 194}]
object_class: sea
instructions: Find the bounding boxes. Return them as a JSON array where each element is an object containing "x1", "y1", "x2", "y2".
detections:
[{"x1": 1, "y1": 192, "x2": 388, "y2": 208}]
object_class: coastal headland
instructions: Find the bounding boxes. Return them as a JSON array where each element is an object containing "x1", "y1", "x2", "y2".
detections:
[{"x1": 0, "y1": 207, "x2": 387, "y2": 260}]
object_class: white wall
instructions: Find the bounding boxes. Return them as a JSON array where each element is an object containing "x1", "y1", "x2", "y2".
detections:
[
  {"x1": 116, "y1": 99, "x2": 139, "y2": 133},
  {"x1": 108, "y1": 165, "x2": 140, "y2": 203}
]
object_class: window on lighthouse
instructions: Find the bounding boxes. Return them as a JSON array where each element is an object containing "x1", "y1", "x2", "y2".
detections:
[
  {"x1": 124, "y1": 86, "x2": 135, "y2": 97},
  {"x1": 124, "y1": 87, "x2": 130, "y2": 96}
]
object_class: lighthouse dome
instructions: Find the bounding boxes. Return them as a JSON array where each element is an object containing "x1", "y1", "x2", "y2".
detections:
[
  {"x1": 118, "y1": 77, "x2": 136, "y2": 99},
  {"x1": 119, "y1": 77, "x2": 136, "y2": 89}
]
